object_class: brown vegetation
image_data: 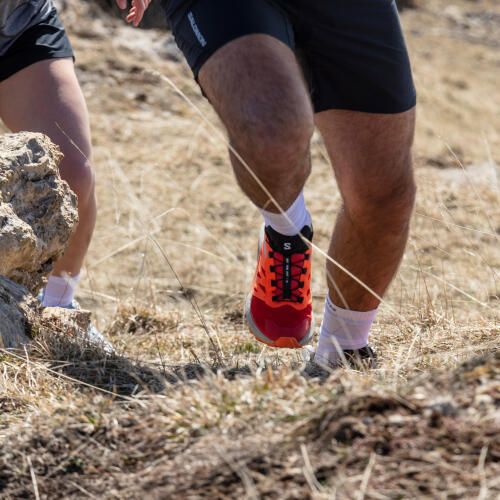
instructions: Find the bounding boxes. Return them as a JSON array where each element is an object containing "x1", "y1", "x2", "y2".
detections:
[{"x1": 0, "y1": 0, "x2": 498, "y2": 497}]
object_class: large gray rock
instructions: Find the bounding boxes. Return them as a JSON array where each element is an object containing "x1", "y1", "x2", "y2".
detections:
[
  {"x1": 0, "y1": 275, "x2": 39, "y2": 349},
  {"x1": 0, "y1": 274, "x2": 94, "y2": 350},
  {"x1": 0, "y1": 132, "x2": 78, "y2": 295},
  {"x1": 0, "y1": 132, "x2": 79, "y2": 350}
]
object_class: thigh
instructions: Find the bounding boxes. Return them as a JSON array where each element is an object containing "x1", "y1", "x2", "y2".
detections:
[
  {"x1": 198, "y1": 34, "x2": 311, "y2": 141},
  {"x1": 315, "y1": 108, "x2": 416, "y2": 202},
  {"x1": 184, "y1": 1, "x2": 315, "y2": 165},
  {"x1": 0, "y1": 58, "x2": 92, "y2": 185},
  {"x1": 164, "y1": 0, "x2": 314, "y2": 151},
  {"x1": 291, "y1": 0, "x2": 416, "y2": 114}
]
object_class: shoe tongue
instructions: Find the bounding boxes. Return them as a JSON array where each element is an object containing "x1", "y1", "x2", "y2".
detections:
[{"x1": 265, "y1": 225, "x2": 313, "y2": 254}]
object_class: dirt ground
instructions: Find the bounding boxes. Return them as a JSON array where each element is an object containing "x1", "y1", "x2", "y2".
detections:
[{"x1": 0, "y1": 0, "x2": 499, "y2": 498}]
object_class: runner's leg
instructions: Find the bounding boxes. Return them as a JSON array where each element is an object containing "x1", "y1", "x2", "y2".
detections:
[
  {"x1": 198, "y1": 34, "x2": 314, "y2": 213},
  {"x1": 198, "y1": 34, "x2": 316, "y2": 347},
  {"x1": 315, "y1": 108, "x2": 416, "y2": 312},
  {"x1": 0, "y1": 58, "x2": 96, "y2": 278}
]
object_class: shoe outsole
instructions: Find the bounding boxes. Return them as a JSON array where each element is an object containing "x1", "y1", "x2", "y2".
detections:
[{"x1": 244, "y1": 292, "x2": 314, "y2": 349}]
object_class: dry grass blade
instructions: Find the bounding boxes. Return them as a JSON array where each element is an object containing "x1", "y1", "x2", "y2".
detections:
[
  {"x1": 26, "y1": 457, "x2": 40, "y2": 500},
  {"x1": 1, "y1": 1, "x2": 499, "y2": 498}
]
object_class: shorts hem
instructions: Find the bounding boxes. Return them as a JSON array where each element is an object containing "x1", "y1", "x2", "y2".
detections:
[
  {"x1": 313, "y1": 96, "x2": 417, "y2": 115},
  {"x1": 0, "y1": 48, "x2": 74, "y2": 82}
]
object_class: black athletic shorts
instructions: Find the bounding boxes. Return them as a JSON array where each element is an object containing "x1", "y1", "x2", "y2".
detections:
[
  {"x1": 161, "y1": 0, "x2": 416, "y2": 114},
  {"x1": 0, "y1": 8, "x2": 73, "y2": 83}
]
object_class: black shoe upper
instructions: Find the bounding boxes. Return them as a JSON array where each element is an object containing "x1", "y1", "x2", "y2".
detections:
[
  {"x1": 302, "y1": 344, "x2": 377, "y2": 380},
  {"x1": 264, "y1": 225, "x2": 313, "y2": 303},
  {"x1": 342, "y1": 344, "x2": 377, "y2": 369},
  {"x1": 264, "y1": 225, "x2": 313, "y2": 255}
]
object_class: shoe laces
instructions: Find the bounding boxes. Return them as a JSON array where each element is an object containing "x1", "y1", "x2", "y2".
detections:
[{"x1": 268, "y1": 246, "x2": 309, "y2": 303}]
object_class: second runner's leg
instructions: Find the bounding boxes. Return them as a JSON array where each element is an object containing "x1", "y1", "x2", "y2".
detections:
[{"x1": 0, "y1": 58, "x2": 96, "y2": 307}]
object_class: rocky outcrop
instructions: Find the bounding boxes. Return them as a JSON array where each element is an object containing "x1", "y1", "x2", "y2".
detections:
[
  {"x1": 41, "y1": 307, "x2": 91, "y2": 339},
  {"x1": 0, "y1": 276, "x2": 98, "y2": 349},
  {"x1": 0, "y1": 276, "x2": 39, "y2": 349},
  {"x1": 0, "y1": 132, "x2": 78, "y2": 349},
  {"x1": 0, "y1": 133, "x2": 78, "y2": 295}
]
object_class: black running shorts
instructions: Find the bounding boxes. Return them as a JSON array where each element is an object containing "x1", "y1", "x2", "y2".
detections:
[
  {"x1": 161, "y1": 0, "x2": 416, "y2": 114},
  {"x1": 0, "y1": 8, "x2": 73, "y2": 83}
]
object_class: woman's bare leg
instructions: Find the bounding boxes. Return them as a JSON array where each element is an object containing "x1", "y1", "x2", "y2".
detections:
[{"x1": 0, "y1": 58, "x2": 96, "y2": 277}]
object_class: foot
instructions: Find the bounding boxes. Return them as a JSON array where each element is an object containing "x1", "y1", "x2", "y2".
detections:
[
  {"x1": 245, "y1": 225, "x2": 314, "y2": 348},
  {"x1": 302, "y1": 344, "x2": 377, "y2": 379}
]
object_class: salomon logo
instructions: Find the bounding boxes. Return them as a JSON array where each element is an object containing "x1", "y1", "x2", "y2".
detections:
[
  {"x1": 284, "y1": 242, "x2": 291, "y2": 250},
  {"x1": 188, "y1": 12, "x2": 207, "y2": 47}
]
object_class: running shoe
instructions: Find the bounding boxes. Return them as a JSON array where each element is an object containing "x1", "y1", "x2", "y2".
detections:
[
  {"x1": 245, "y1": 224, "x2": 314, "y2": 348},
  {"x1": 302, "y1": 344, "x2": 377, "y2": 379}
]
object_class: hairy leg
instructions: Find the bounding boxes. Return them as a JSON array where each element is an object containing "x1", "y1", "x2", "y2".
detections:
[
  {"x1": 0, "y1": 58, "x2": 96, "y2": 277},
  {"x1": 316, "y1": 108, "x2": 416, "y2": 311},
  {"x1": 198, "y1": 34, "x2": 314, "y2": 212}
]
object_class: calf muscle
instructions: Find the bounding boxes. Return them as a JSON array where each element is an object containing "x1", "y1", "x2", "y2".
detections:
[
  {"x1": 316, "y1": 108, "x2": 416, "y2": 311},
  {"x1": 0, "y1": 58, "x2": 96, "y2": 276}
]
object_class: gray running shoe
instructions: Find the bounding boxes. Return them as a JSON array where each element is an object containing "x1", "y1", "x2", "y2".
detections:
[{"x1": 302, "y1": 344, "x2": 377, "y2": 380}]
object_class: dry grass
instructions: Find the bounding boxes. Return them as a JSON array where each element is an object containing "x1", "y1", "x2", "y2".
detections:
[{"x1": 0, "y1": 0, "x2": 499, "y2": 497}]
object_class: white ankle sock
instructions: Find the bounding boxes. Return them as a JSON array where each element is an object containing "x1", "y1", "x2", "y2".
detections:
[
  {"x1": 315, "y1": 294, "x2": 378, "y2": 364},
  {"x1": 41, "y1": 273, "x2": 80, "y2": 307},
  {"x1": 259, "y1": 191, "x2": 312, "y2": 236}
]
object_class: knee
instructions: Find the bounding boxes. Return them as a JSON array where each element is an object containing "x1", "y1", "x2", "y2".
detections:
[
  {"x1": 201, "y1": 35, "x2": 314, "y2": 175},
  {"x1": 59, "y1": 152, "x2": 96, "y2": 206},
  {"x1": 231, "y1": 100, "x2": 314, "y2": 176}
]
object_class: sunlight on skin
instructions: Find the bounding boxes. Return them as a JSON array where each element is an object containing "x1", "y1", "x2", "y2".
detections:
[{"x1": 1, "y1": 5, "x2": 498, "y2": 496}]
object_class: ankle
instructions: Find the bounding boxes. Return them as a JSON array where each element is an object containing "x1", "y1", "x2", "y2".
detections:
[
  {"x1": 41, "y1": 272, "x2": 80, "y2": 307},
  {"x1": 315, "y1": 295, "x2": 378, "y2": 364},
  {"x1": 259, "y1": 190, "x2": 312, "y2": 236}
]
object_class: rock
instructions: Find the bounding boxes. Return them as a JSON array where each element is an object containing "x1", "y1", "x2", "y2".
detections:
[
  {"x1": 0, "y1": 132, "x2": 79, "y2": 351},
  {"x1": 39, "y1": 306, "x2": 115, "y2": 355},
  {"x1": 0, "y1": 275, "x2": 39, "y2": 349},
  {"x1": 40, "y1": 307, "x2": 91, "y2": 337},
  {"x1": 0, "y1": 133, "x2": 78, "y2": 295}
]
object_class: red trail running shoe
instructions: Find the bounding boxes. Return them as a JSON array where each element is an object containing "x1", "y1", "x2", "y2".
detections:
[{"x1": 245, "y1": 225, "x2": 314, "y2": 348}]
